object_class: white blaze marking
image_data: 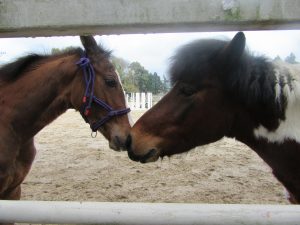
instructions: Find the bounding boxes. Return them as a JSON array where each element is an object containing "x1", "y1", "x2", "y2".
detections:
[
  {"x1": 115, "y1": 70, "x2": 134, "y2": 126},
  {"x1": 254, "y1": 62, "x2": 300, "y2": 143}
]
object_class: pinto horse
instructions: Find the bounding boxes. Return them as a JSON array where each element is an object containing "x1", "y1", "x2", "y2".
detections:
[
  {"x1": 127, "y1": 32, "x2": 300, "y2": 204},
  {"x1": 0, "y1": 36, "x2": 131, "y2": 202}
]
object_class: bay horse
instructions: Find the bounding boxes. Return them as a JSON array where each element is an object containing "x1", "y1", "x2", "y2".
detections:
[
  {"x1": 0, "y1": 36, "x2": 131, "y2": 202},
  {"x1": 127, "y1": 32, "x2": 300, "y2": 204}
]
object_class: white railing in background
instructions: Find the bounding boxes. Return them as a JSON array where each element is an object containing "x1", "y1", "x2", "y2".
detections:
[
  {"x1": 0, "y1": 201, "x2": 299, "y2": 225},
  {"x1": 126, "y1": 92, "x2": 153, "y2": 110}
]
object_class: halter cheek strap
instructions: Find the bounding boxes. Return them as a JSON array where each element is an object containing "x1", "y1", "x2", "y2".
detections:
[{"x1": 76, "y1": 57, "x2": 130, "y2": 133}]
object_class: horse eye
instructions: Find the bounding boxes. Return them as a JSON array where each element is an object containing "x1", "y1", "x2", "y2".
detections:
[
  {"x1": 179, "y1": 84, "x2": 197, "y2": 96},
  {"x1": 105, "y1": 79, "x2": 117, "y2": 87}
]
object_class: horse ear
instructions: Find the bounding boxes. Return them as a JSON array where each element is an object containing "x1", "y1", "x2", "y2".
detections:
[
  {"x1": 220, "y1": 32, "x2": 246, "y2": 68},
  {"x1": 80, "y1": 36, "x2": 101, "y2": 55}
]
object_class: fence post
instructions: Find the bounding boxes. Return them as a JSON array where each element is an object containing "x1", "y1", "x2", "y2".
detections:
[
  {"x1": 147, "y1": 92, "x2": 153, "y2": 108},
  {"x1": 141, "y1": 92, "x2": 146, "y2": 109},
  {"x1": 126, "y1": 92, "x2": 153, "y2": 110}
]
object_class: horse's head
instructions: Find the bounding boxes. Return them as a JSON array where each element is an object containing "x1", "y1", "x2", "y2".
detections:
[
  {"x1": 127, "y1": 32, "x2": 246, "y2": 163},
  {"x1": 71, "y1": 36, "x2": 131, "y2": 151}
]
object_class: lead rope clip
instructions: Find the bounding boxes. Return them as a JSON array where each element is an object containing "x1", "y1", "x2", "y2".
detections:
[{"x1": 91, "y1": 131, "x2": 97, "y2": 138}]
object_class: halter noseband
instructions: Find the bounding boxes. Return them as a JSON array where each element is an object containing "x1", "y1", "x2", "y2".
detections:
[{"x1": 76, "y1": 56, "x2": 130, "y2": 134}]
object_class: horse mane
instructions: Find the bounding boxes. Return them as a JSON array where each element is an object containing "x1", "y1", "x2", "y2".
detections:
[
  {"x1": 0, "y1": 48, "x2": 83, "y2": 82},
  {"x1": 169, "y1": 38, "x2": 288, "y2": 129},
  {"x1": 0, "y1": 47, "x2": 89, "y2": 82},
  {"x1": 0, "y1": 54, "x2": 47, "y2": 82}
]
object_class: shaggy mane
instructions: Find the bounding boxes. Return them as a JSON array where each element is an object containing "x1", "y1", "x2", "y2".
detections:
[{"x1": 169, "y1": 38, "x2": 288, "y2": 129}]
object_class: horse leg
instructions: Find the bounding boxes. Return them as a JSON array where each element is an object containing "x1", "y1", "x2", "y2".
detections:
[
  {"x1": 4, "y1": 138, "x2": 36, "y2": 198},
  {"x1": 0, "y1": 131, "x2": 19, "y2": 198},
  {"x1": 0, "y1": 139, "x2": 35, "y2": 225},
  {"x1": 0, "y1": 135, "x2": 17, "y2": 225},
  {"x1": 0, "y1": 184, "x2": 22, "y2": 225}
]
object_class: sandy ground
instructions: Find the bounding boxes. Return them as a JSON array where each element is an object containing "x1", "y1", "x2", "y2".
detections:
[
  {"x1": 17, "y1": 110, "x2": 289, "y2": 224},
  {"x1": 21, "y1": 110, "x2": 289, "y2": 206},
  {"x1": 16, "y1": 109, "x2": 290, "y2": 223}
]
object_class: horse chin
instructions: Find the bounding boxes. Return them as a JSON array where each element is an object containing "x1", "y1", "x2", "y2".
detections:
[
  {"x1": 109, "y1": 141, "x2": 121, "y2": 151},
  {"x1": 127, "y1": 147, "x2": 161, "y2": 163},
  {"x1": 112, "y1": 134, "x2": 131, "y2": 151},
  {"x1": 109, "y1": 138, "x2": 127, "y2": 152},
  {"x1": 140, "y1": 149, "x2": 160, "y2": 163}
]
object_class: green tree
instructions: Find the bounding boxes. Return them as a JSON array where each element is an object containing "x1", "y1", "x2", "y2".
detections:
[
  {"x1": 149, "y1": 72, "x2": 164, "y2": 94},
  {"x1": 111, "y1": 56, "x2": 140, "y2": 92},
  {"x1": 123, "y1": 68, "x2": 139, "y2": 92},
  {"x1": 162, "y1": 76, "x2": 170, "y2": 92},
  {"x1": 274, "y1": 55, "x2": 282, "y2": 61},
  {"x1": 111, "y1": 56, "x2": 129, "y2": 79},
  {"x1": 285, "y1": 53, "x2": 298, "y2": 64},
  {"x1": 51, "y1": 47, "x2": 75, "y2": 55},
  {"x1": 129, "y1": 62, "x2": 150, "y2": 92}
]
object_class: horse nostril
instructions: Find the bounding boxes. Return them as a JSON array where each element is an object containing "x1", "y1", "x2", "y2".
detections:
[{"x1": 125, "y1": 134, "x2": 132, "y2": 150}]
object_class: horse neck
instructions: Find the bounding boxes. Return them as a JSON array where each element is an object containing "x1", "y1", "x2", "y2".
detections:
[
  {"x1": 228, "y1": 62, "x2": 300, "y2": 202},
  {"x1": 232, "y1": 118, "x2": 300, "y2": 203},
  {"x1": 10, "y1": 54, "x2": 80, "y2": 140},
  {"x1": 229, "y1": 59, "x2": 300, "y2": 144}
]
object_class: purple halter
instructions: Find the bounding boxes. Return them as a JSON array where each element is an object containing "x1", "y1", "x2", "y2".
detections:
[{"x1": 76, "y1": 56, "x2": 130, "y2": 134}]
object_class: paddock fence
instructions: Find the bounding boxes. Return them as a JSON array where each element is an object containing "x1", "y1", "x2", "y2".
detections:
[
  {"x1": 126, "y1": 92, "x2": 153, "y2": 110},
  {"x1": 0, "y1": 200, "x2": 300, "y2": 225},
  {"x1": 1, "y1": 1, "x2": 300, "y2": 225}
]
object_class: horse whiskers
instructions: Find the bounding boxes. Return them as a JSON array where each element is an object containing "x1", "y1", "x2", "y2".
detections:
[{"x1": 159, "y1": 155, "x2": 172, "y2": 163}]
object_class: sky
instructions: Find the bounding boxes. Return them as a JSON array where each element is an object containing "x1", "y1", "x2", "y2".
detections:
[{"x1": 0, "y1": 30, "x2": 300, "y2": 78}]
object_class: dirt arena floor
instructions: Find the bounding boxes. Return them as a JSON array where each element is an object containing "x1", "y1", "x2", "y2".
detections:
[{"x1": 21, "y1": 110, "x2": 289, "y2": 206}]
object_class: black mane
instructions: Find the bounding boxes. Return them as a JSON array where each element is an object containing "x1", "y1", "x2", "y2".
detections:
[
  {"x1": 169, "y1": 38, "x2": 287, "y2": 129},
  {"x1": 0, "y1": 48, "x2": 84, "y2": 82}
]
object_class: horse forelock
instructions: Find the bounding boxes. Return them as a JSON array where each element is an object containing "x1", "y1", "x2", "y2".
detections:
[{"x1": 169, "y1": 39, "x2": 227, "y2": 86}]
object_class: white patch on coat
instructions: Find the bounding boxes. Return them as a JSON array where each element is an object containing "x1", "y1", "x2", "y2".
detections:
[
  {"x1": 274, "y1": 69, "x2": 281, "y2": 102},
  {"x1": 254, "y1": 62, "x2": 300, "y2": 143}
]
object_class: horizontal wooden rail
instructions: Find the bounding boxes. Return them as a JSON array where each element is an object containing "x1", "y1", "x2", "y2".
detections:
[
  {"x1": 1, "y1": 0, "x2": 300, "y2": 37},
  {"x1": 0, "y1": 201, "x2": 300, "y2": 225}
]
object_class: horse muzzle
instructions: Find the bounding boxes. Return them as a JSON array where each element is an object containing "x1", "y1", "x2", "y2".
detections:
[
  {"x1": 126, "y1": 134, "x2": 160, "y2": 163},
  {"x1": 109, "y1": 135, "x2": 128, "y2": 151}
]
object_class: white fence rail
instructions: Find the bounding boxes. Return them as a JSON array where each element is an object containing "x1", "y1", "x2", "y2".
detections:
[
  {"x1": 1, "y1": 0, "x2": 300, "y2": 37},
  {"x1": 126, "y1": 92, "x2": 153, "y2": 110},
  {"x1": 0, "y1": 201, "x2": 300, "y2": 225}
]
